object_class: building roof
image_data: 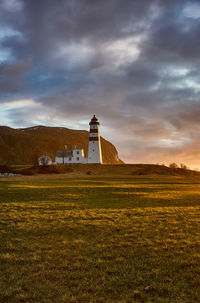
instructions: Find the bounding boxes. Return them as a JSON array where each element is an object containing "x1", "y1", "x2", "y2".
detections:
[
  {"x1": 39, "y1": 155, "x2": 52, "y2": 160},
  {"x1": 56, "y1": 150, "x2": 73, "y2": 158},
  {"x1": 89, "y1": 114, "x2": 100, "y2": 125}
]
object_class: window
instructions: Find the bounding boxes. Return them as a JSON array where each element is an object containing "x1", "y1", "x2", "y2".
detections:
[{"x1": 77, "y1": 157, "x2": 79, "y2": 161}]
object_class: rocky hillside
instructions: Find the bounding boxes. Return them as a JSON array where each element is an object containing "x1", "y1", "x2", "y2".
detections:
[{"x1": 0, "y1": 125, "x2": 123, "y2": 165}]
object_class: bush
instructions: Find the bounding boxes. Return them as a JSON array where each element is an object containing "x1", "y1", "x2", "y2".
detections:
[
  {"x1": 20, "y1": 168, "x2": 36, "y2": 176},
  {"x1": 0, "y1": 165, "x2": 11, "y2": 173},
  {"x1": 64, "y1": 167, "x2": 74, "y2": 173},
  {"x1": 180, "y1": 163, "x2": 189, "y2": 170},
  {"x1": 169, "y1": 163, "x2": 179, "y2": 169},
  {"x1": 38, "y1": 165, "x2": 59, "y2": 174}
]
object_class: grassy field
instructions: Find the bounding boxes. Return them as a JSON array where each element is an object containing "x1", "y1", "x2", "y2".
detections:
[{"x1": 0, "y1": 176, "x2": 200, "y2": 302}]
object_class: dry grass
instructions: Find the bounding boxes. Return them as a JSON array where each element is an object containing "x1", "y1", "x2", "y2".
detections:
[
  {"x1": 8, "y1": 163, "x2": 200, "y2": 178},
  {"x1": 0, "y1": 176, "x2": 200, "y2": 302}
]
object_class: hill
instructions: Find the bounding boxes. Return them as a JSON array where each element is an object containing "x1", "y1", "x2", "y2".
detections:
[{"x1": 0, "y1": 125, "x2": 123, "y2": 165}]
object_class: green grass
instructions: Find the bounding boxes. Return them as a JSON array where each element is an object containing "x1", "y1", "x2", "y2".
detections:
[{"x1": 0, "y1": 176, "x2": 200, "y2": 302}]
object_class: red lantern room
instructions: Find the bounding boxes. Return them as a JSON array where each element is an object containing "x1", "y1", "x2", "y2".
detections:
[{"x1": 89, "y1": 115, "x2": 100, "y2": 125}]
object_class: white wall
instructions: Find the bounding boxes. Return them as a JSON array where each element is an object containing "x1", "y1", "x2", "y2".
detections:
[
  {"x1": 87, "y1": 140, "x2": 102, "y2": 163},
  {"x1": 55, "y1": 149, "x2": 87, "y2": 164},
  {"x1": 38, "y1": 156, "x2": 52, "y2": 166}
]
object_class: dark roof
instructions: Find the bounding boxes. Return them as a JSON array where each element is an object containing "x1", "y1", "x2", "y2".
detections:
[
  {"x1": 91, "y1": 115, "x2": 98, "y2": 122},
  {"x1": 56, "y1": 150, "x2": 73, "y2": 158},
  {"x1": 39, "y1": 155, "x2": 52, "y2": 160},
  {"x1": 89, "y1": 114, "x2": 100, "y2": 125}
]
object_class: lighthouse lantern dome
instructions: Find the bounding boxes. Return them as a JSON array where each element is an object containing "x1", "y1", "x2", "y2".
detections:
[{"x1": 89, "y1": 114, "x2": 100, "y2": 125}]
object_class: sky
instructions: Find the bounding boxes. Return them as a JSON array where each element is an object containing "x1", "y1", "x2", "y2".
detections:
[{"x1": 1, "y1": 0, "x2": 200, "y2": 168}]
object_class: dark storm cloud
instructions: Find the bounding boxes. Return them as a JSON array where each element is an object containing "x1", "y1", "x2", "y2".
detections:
[
  {"x1": 141, "y1": 12, "x2": 200, "y2": 62},
  {"x1": 0, "y1": 60, "x2": 31, "y2": 94},
  {"x1": 0, "y1": 0, "x2": 151, "y2": 62},
  {"x1": 1, "y1": 0, "x2": 200, "y2": 166}
]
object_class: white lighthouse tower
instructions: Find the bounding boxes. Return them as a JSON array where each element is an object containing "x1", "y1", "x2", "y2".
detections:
[{"x1": 87, "y1": 115, "x2": 102, "y2": 164}]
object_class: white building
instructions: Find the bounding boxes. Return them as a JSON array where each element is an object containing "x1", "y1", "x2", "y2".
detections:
[
  {"x1": 55, "y1": 115, "x2": 102, "y2": 164},
  {"x1": 55, "y1": 148, "x2": 87, "y2": 164},
  {"x1": 38, "y1": 155, "x2": 52, "y2": 166}
]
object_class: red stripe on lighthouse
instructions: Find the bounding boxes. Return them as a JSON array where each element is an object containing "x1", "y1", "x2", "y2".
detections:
[
  {"x1": 89, "y1": 121, "x2": 99, "y2": 125},
  {"x1": 90, "y1": 129, "x2": 98, "y2": 133},
  {"x1": 89, "y1": 137, "x2": 99, "y2": 141}
]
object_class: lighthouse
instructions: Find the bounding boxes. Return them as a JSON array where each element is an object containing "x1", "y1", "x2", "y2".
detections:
[{"x1": 87, "y1": 115, "x2": 102, "y2": 164}]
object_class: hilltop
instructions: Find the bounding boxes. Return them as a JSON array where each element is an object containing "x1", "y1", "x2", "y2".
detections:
[
  {"x1": 0, "y1": 125, "x2": 123, "y2": 165},
  {"x1": 2, "y1": 163, "x2": 200, "y2": 178}
]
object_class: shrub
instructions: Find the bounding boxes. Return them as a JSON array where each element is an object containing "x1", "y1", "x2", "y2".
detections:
[
  {"x1": 38, "y1": 165, "x2": 59, "y2": 174},
  {"x1": 169, "y1": 163, "x2": 179, "y2": 169},
  {"x1": 20, "y1": 168, "x2": 36, "y2": 175},
  {"x1": 64, "y1": 167, "x2": 74, "y2": 173},
  {"x1": 0, "y1": 165, "x2": 11, "y2": 173},
  {"x1": 180, "y1": 163, "x2": 189, "y2": 170}
]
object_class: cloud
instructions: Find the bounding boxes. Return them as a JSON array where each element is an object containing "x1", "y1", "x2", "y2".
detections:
[
  {"x1": 1, "y1": 0, "x2": 200, "y2": 167},
  {"x1": 0, "y1": 60, "x2": 31, "y2": 96}
]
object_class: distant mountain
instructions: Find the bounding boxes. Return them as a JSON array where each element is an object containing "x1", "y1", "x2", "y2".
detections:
[{"x1": 0, "y1": 125, "x2": 123, "y2": 165}]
